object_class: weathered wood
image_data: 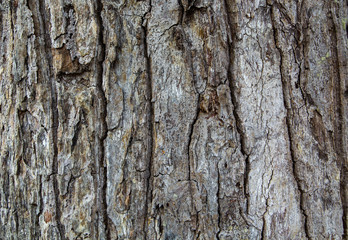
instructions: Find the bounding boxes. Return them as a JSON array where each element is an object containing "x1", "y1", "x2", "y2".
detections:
[{"x1": 0, "y1": 0, "x2": 346, "y2": 239}]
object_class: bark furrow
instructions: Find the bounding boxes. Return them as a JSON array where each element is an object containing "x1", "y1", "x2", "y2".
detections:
[{"x1": 0, "y1": 0, "x2": 346, "y2": 239}]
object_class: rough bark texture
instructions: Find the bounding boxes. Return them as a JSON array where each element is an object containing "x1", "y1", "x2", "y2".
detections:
[{"x1": 0, "y1": 0, "x2": 347, "y2": 239}]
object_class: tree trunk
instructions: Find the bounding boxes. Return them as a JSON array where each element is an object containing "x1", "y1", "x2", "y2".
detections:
[{"x1": 0, "y1": 0, "x2": 347, "y2": 239}]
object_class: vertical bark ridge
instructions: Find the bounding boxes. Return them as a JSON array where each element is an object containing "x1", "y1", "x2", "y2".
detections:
[
  {"x1": 142, "y1": 2, "x2": 154, "y2": 237},
  {"x1": 95, "y1": 0, "x2": 110, "y2": 239},
  {"x1": 269, "y1": 3, "x2": 309, "y2": 239},
  {"x1": 37, "y1": 0, "x2": 65, "y2": 238}
]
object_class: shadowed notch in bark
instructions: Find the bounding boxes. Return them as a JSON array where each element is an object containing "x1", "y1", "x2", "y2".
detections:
[
  {"x1": 71, "y1": 119, "x2": 81, "y2": 153},
  {"x1": 329, "y1": 3, "x2": 347, "y2": 238},
  {"x1": 36, "y1": 0, "x2": 66, "y2": 238},
  {"x1": 95, "y1": 0, "x2": 110, "y2": 239},
  {"x1": 216, "y1": 164, "x2": 221, "y2": 240},
  {"x1": 141, "y1": 1, "x2": 154, "y2": 238},
  {"x1": 223, "y1": 0, "x2": 251, "y2": 217},
  {"x1": 269, "y1": 3, "x2": 310, "y2": 239}
]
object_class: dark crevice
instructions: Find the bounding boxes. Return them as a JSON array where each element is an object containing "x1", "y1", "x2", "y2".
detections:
[
  {"x1": 243, "y1": 155, "x2": 250, "y2": 212},
  {"x1": 269, "y1": 4, "x2": 310, "y2": 239},
  {"x1": 35, "y1": 175, "x2": 43, "y2": 239},
  {"x1": 216, "y1": 165, "x2": 221, "y2": 240},
  {"x1": 14, "y1": 179, "x2": 19, "y2": 238},
  {"x1": 71, "y1": 116, "x2": 81, "y2": 153},
  {"x1": 176, "y1": 7, "x2": 201, "y2": 236},
  {"x1": 329, "y1": 4, "x2": 347, "y2": 238},
  {"x1": 142, "y1": 1, "x2": 153, "y2": 238},
  {"x1": 37, "y1": 0, "x2": 65, "y2": 239},
  {"x1": 62, "y1": 174, "x2": 80, "y2": 198},
  {"x1": 177, "y1": 0, "x2": 185, "y2": 24},
  {"x1": 223, "y1": 0, "x2": 251, "y2": 217},
  {"x1": 95, "y1": 0, "x2": 110, "y2": 239},
  {"x1": 187, "y1": 97, "x2": 200, "y2": 182},
  {"x1": 230, "y1": 82, "x2": 251, "y2": 214},
  {"x1": 261, "y1": 168, "x2": 273, "y2": 240},
  {"x1": 260, "y1": 195, "x2": 270, "y2": 240},
  {"x1": 183, "y1": 13, "x2": 200, "y2": 182}
]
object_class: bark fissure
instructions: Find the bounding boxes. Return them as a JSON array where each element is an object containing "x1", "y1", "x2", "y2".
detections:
[
  {"x1": 71, "y1": 115, "x2": 82, "y2": 153},
  {"x1": 187, "y1": 97, "x2": 200, "y2": 182},
  {"x1": 269, "y1": 4, "x2": 310, "y2": 239},
  {"x1": 14, "y1": 187, "x2": 19, "y2": 237},
  {"x1": 95, "y1": 0, "x2": 110, "y2": 239},
  {"x1": 329, "y1": 4, "x2": 347, "y2": 238},
  {"x1": 37, "y1": 1, "x2": 65, "y2": 238},
  {"x1": 142, "y1": 1, "x2": 153, "y2": 237},
  {"x1": 216, "y1": 164, "x2": 221, "y2": 240},
  {"x1": 35, "y1": 175, "x2": 43, "y2": 239},
  {"x1": 177, "y1": 0, "x2": 185, "y2": 25},
  {"x1": 223, "y1": 0, "x2": 251, "y2": 216},
  {"x1": 183, "y1": 15, "x2": 200, "y2": 182},
  {"x1": 260, "y1": 172, "x2": 272, "y2": 240},
  {"x1": 295, "y1": 0, "x2": 311, "y2": 123}
]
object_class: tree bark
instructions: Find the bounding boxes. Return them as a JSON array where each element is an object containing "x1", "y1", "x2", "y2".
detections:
[{"x1": 0, "y1": 0, "x2": 347, "y2": 239}]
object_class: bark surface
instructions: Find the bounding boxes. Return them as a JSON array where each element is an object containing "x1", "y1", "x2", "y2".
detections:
[{"x1": 0, "y1": 0, "x2": 347, "y2": 239}]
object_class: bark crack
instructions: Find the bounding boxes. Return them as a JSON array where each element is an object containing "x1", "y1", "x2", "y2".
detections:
[
  {"x1": 95, "y1": 0, "x2": 110, "y2": 239},
  {"x1": 329, "y1": 3, "x2": 347, "y2": 238},
  {"x1": 36, "y1": 175, "x2": 43, "y2": 239},
  {"x1": 260, "y1": 175, "x2": 271, "y2": 240},
  {"x1": 223, "y1": 0, "x2": 252, "y2": 217},
  {"x1": 142, "y1": 1, "x2": 153, "y2": 238},
  {"x1": 37, "y1": 0, "x2": 65, "y2": 238},
  {"x1": 71, "y1": 111, "x2": 82, "y2": 153},
  {"x1": 187, "y1": 96, "x2": 200, "y2": 182},
  {"x1": 269, "y1": 3, "x2": 310, "y2": 239},
  {"x1": 216, "y1": 164, "x2": 221, "y2": 240},
  {"x1": 184, "y1": 16, "x2": 200, "y2": 182}
]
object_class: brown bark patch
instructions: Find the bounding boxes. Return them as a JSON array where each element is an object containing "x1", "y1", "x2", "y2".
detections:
[
  {"x1": 44, "y1": 211, "x2": 52, "y2": 223},
  {"x1": 52, "y1": 46, "x2": 80, "y2": 74}
]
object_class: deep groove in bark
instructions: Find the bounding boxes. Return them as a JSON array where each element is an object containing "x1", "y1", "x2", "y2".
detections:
[
  {"x1": 229, "y1": 85, "x2": 251, "y2": 214},
  {"x1": 187, "y1": 97, "x2": 200, "y2": 182},
  {"x1": 179, "y1": 11, "x2": 201, "y2": 235},
  {"x1": 216, "y1": 165, "x2": 221, "y2": 240},
  {"x1": 37, "y1": 1, "x2": 65, "y2": 238},
  {"x1": 142, "y1": 2, "x2": 154, "y2": 238},
  {"x1": 329, "y1": 4, "x2": 347, "y2": 238},
  {"x1": 177, "y1": 0, "x2": 185, "y2": 24},
  {"x1": 223, "y1": 0, "x2": 251, "y2": 216},
  {"x1": 269, "y1": 4, "x2": 310, "y2": 239},
  {"x1": 261, "y1": 195, "x2": 269, "y2": 240},
  {"x1": 95, "y1": 1, "x2": 110, "y2": 239},
  {"x1": 182, "y1": 15, "x2": 200, "y2": 182},
  {"x1": 36, "y1": 175, "x2": 43, "y2": 239},
  {"x1": 27, "y1": 1, "x2": 44, "y2": 237},
  {"x1": 14, "y1": 184, "x2": 19, "y2": 237}
]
